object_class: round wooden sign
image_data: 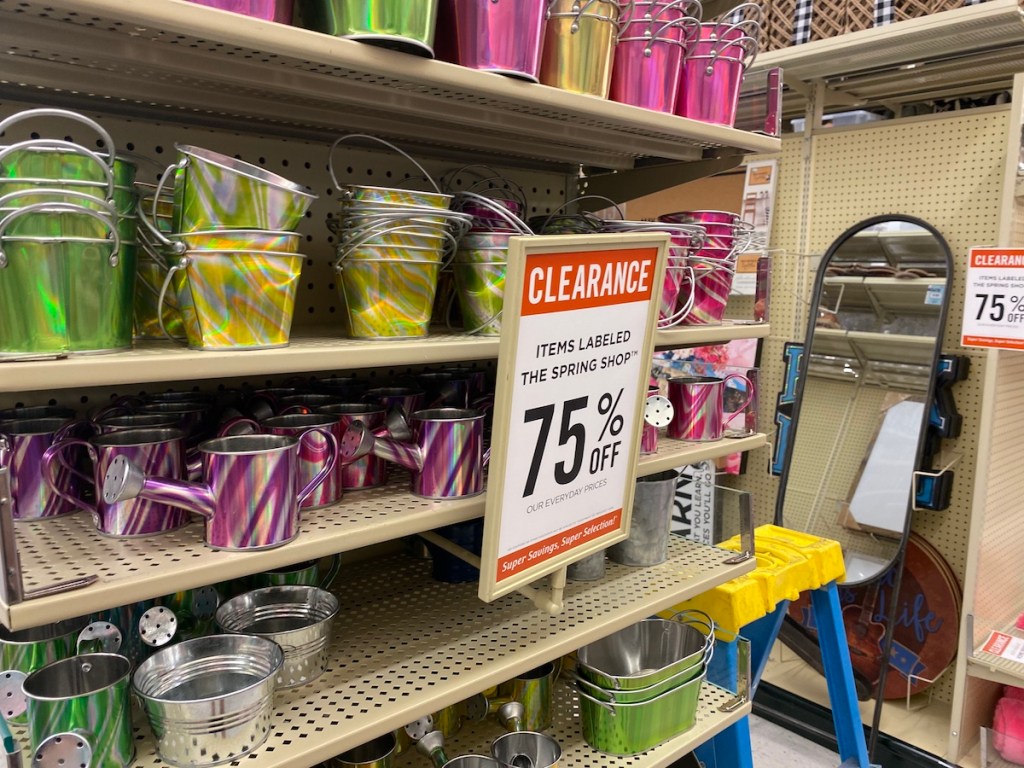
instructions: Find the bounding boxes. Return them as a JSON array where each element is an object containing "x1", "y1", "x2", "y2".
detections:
[{"x1": 786, "y1": 531, "x2": 961, "y2": 699}]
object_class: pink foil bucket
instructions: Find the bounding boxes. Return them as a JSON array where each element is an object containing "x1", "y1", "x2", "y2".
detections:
[
  {"x1": 680, "y1": 257, "x2": 735, "y2": 325},
  {"x1": 611, "y1": 3, "x2": 699, "y2": 112},
  {"x1": 445, "y1": 0, "x2": 547, "y2": 81},
  {"x1": 677, "y1": 24, "x2": 758, "y2": 127},
  {"x1": 185, "y1": 0, "x2": 293, "y2": 23},
  {"x1": 667, "y1": 374, "x2": 752, "y2": 441}
]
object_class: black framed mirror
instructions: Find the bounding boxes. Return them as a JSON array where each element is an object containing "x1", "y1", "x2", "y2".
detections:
[{"x1": 775, "y1": 214, "x2": 953, "y2": 585}]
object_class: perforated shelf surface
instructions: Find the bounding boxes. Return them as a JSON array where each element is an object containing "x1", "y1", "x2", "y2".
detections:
[
  {"x1": 395, "y1": 679, "x2": 749, "y2": 768},
  {"x1": 968, "y1": 615, "x2": 1024, "y2": 688},
  {"x1": 0, "y1": 0, "x2": 778, "y2": 170},
  {"x1": 6, "y1": 544, "x2": 752, "y2": 768},
  {"x1": 0, "y1": 324, "x2": 770, "y2": 394},
  {"x1": 753, "y1": 0, "x2": 1024, "y2": 113},
  {"x1": 0, "y1": 433, "x2": 764, "y2": 630}
]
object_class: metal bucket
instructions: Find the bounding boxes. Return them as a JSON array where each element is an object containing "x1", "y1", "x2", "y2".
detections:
[
  {"x1": 490, "y1": 731, "x2": 561, "y2": 768},
  {"x1": 679, "y1": 256, "x2": 735, "y2": 326},
  {"x1": 576, "y1": 616, "x2": 713, "y2": 690},
  {"x1": 18, "y1": 653, "x2": 135, "y2": 768},
  {"x1": 453, "y1": 261, "x2": 505, "y2": 336},
  {"x1": 609, "y1": 36, "x2": 687, "y2": 113},
  {"x1": 337, "y1": 258, "x2": 441, "y2": 339},
  {"x1": 0, "y1": 203, "x2": 131, "y2": 358},
  {"x1": 677, "y1": 22, "x2": 759, "y2": 127},
  {"x1": 133, "y1": 634, "x2": 283, "y2": 767},
  {"x1": 446, "y1": 0, "x2": 547, "y2": 80},
  {"x1": 608, "y1": 470, "x2": 678, "y2": 566},
  {"x1": 574, "y1": 644, "x2": 710, "y2": 703},
  {"x1": 162, "y1": 144, "x2": 316, "y2": 233},
  {"x1": 339, "y1": 184, "x2": 451, "y2": 210},
  {"x1": 0, "y1": 617, "x2": 89, "y2": 725},
  {"x1": 134, "y1": 254, "x2": 185, "y2": 339},
  {"x1": 216, "y1": 586, "x2": 339, "y2": 689},
  {"x1": 577, "y1": 669, "x2": 706, "y2": 754},
  {"x1": 159, "y1": 250, "x2": 302, "y2": 351},
  {"x1": 666, "y1": 373, "x2": 752, "y2": 441},
  {"x1": 332, "y1": 732, "x2": 397, "y2": 768},
  {"x1": 540, "y1": 0, "x2": 623, "y2": 98},
  {"x1": 184, "y1": 0, "x2": 294, "y2": 22},
  {"x1": 293, "y1": 0, "x2": 440, "y2": 56}
]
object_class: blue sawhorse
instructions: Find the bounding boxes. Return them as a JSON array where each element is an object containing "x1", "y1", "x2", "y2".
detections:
[{"x1": 694, "y1": 581, "x2": 877, "y2": 768}]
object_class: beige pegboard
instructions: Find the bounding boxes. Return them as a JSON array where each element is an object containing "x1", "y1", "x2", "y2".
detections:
[{"x1": 727, "y1": 108, "x2": 1009, "y2": 713}]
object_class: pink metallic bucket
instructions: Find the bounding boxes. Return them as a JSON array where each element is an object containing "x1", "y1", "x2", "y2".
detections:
[
  {"x1": 445, "y1": 0, "x2": 547, "y2": 81},
  {"x1": 185, "y1": 0, "x2": 292, "y2": 22},
  {"x1": 42, "y1": 428, "x2": 191, "y2": 538},
  {"x1": 677, "y1": 22, "x2": 758, "y2": 127},
  {"x1": 667, "y1": 374, "x2": 752, "y2": 441},
  {"x1": 102, "y1": 433, "x2": 337, "y2": 551},
  {"x1": 680, "y1": 255, "x2": 736, "y2": 325}
]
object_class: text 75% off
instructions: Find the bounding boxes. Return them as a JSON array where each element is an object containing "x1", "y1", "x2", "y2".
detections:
[{"x1": 522, "y1": 389, "x2": 625, "y2": 498}]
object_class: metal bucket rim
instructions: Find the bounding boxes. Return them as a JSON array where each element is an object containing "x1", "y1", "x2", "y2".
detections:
[
  {"x1": 260, "y1": 413, "x2": 341, "y2": 429},
  {"x1": 341, "y1": 184, "x2": 453, "y2": 204},
  {"x1": 410, "y1": 408, "x2": 485, "y2": 422},
  {"x1": 215, "y1": 586, "x2": 340, "y2": 635},
  {"x1": 198, "y1": 434, "x2": 299, "y2": 455},
  {"x1": 176, "y1": 144, "x2": 316, "y2": 200},
  {"x1": 22, "y1": 652, "x2": 131, "y2": 701},
  {"x1": 91, "y1": 428, "x2": 185, "y2": 447},
  {"x1": 0, "y1": 417, "x2": 74, "y2": 435},
  {"x1": 575, "y1": 668, "x2": 706, "y2": 710}
]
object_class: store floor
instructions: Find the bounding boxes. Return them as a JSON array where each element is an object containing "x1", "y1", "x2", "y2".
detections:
[{"x1": 750, "y1": 715, "x2": 841, "y2": 767}]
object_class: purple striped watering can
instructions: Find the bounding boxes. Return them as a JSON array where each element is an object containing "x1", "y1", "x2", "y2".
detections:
[
  {"x1": 666, "y1": 374, "x2": 752, "y2": 441},
  {"x1": 42, "y1": 428, "x2": 191, "y2": 538},
  {"x1": 101, "y1": 432, "x2": 336, "y2": 551},
  {"x1": 341, "y1": 408, "x2": 488, "y2": 499},
  {"x1": 0, "y1": 417, "x2": 81, "y2": 521}
]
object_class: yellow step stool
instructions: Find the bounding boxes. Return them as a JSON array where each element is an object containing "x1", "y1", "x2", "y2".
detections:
[{"x1": 661, "y1": 524, "x2": 846, "y2": 635}]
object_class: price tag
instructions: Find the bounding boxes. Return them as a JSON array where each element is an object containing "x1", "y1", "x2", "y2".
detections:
[
  {"x1": 478, "y1": 233, "x2": 668, "y2": 602},
  {"x1": 961, "y1": 247, "x2": 1024, "y2": 350}
]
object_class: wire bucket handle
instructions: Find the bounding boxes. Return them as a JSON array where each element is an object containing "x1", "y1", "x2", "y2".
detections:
[
  {"x1": 453, "y1": 191, "x2": 533, "y2": 235},
  {"x1": 0, "y1": 202, "x2": 122, "y2": 269},
  {"x1": 329, "y1": 134, "x2": 441, "y2": 195},
  {"x1": 158, "y1": 258, "x2": 191, "y2": 345}
]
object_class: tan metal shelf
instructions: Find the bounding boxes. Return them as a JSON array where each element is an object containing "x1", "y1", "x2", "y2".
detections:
[
  {"x1": 0, "y1": 432, "x2": 764, "y2": 630},
  {"x1": 823, "y1": 276, "x2": 947, "y2": 315},
  {"x1": 752, "y1": 0, "x2": 1024, "y2": 114},
  {"x1": 7, "y1": 544, "x2": 753, "y2": 768},
  {"x1": 969, "y1": 618, "x2": 1024, "y2": 688},
  {"x1": 395, "y1": 679, "x2": 750, "y2": 768},
  {"x1": 812, "y1": 328, "x2": 937, "y2": 367},
  {"x1": 0, "y1": 325, "x2": 770, "y2": 393},
  {"x1": 0, "y1": 0, "x2": 778, "y2": 171}
]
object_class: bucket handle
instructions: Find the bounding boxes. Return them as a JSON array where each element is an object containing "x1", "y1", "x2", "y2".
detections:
[
  {"x1": 148, "y1": 160, "x2": 183, "y2": 246},
  {"x1": 336, "y1": 222, "x2": 461, "y2": 265},
  {"x1": 296, "y1": 427, "x2": 339, "y2": 505},
  {"x1": 453, "y1": 191, "x2": 532, "y2": 235},
  {"x1": 41, "y1": 438, "x2": 99, "y2": 516},
  {"x1": 446, "y1": 263, "x2": 508, "y2": 336},
  {"x1": 463, "y1": 177, "x2": 528, "y2": 214},
  {"x1": 329, "y1": 134, "x2": 440, "y2": 195},
  {"x1": 538, "y1": 195, "x2": 624, "y2": 234},
  {"x1": 0, "y1": 202, "x2": 121, "y2": 269},
  {"x1": 0, "y1": 107, "x2": 117, "y2": 167},
  {"x1": 0, "y1": 187, "x2": 118, "y2": 220},
  {"x1": 0, "y1": 138, "x2": 116, "y2": 203},
  {"x1": 657, "y1": 264, "x2": 696, "y2": 328},
  {"x1": 157, "y1": 258, "x2": 191, "y2": 345}
]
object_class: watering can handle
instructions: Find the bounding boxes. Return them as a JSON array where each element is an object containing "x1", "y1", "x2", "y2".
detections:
[
  {"x1": 0, "y1": 139, "x2": 116, "y2": 204},
  {"x1": 0, "y1": 203, "x2": 121, "y2": 268},
  {"x1": 216, "y1": 417, "x2": 260, "y2": 437},
  {"x1": 328, "y1": 134, "x2": 440, "y2": 195},
  {"x1": 138, "y1": 196, "x2": 179, "y2": 253},
  {"x1": 318, "y1": 554, "x2": 342, "y2": 590},
  {"x1": 0, "y1": 108, "x2": 116, "y2": 166},
  {"x1": 158, "y1": 259, "x2": 191, "y2": 345},
  {"x1": 41, "y1": 438, "x2": 98, "y2": 516},
  {"x1": 296, "y1": 427, "x2": 339, "y2": 505},
  {"x1": 149, "y1": 159, "x2": 184, "y2": 243},
  {"x1": 721, "y1": 372, "x2": 755, "y2": 428}
]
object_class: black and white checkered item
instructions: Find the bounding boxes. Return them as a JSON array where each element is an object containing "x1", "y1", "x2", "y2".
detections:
[
  {"x1": 875, "y1": 0, "x2": 894, "y2": 26},
  {"x1": 793, "y1": 0, "x2": 813, "y2": 44}
]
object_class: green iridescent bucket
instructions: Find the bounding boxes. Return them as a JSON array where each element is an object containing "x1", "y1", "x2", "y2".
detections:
[
  {"x1": 453, "y1": 261, "x2": 505, "y2": 336},
  {"x1": 337, "y1": 257, "x2": 440, "y2": 339},
  {"x1": 293, "y1": 0, "x2": 440, "y2": 56},
  {"x1": 0, "y1": 202, "x2": 133, "y2": 358}
]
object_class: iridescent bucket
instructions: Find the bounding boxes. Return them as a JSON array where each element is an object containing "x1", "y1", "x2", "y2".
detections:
[
  {"x1": 293, "y1": 0, "x2": 440, "y2": 57},
  {"x1": 444, "y1": 0, "x2": 548, "y2": 80},
  {"x1": 337, "y1": 258, "x2": 441, "y2": 339},
  {"x1": 540, "y1": 0, "x2": 623, "y2": 98},
  {"x1": 453, "y1": 261, "x2": 506, "y2": 336},
  {"x1": 679, "y1": 255, "x2": 736, "y2": 326},
  {"x1": 676, "y1": 20, "x2": 759, "y2": 127},
  {"x1": 158, "y1": 250, "x2": 302, "y2": 351},
  {"x1": 185, "y1": 0, "x2": 293, "y2": 22}
]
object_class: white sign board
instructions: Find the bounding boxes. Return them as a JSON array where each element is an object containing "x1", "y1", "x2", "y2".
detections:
[
  {"x1": 479, "y1": 233, "x2": 668, "y2": 602},
  {"x1": 962, "y1": 247, "x2": 1024, "y2": 350}
]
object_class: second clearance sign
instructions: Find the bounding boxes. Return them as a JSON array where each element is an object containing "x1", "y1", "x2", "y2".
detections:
[{"x1": 479, "y1": 233, "x2": 668, "y2": 602}]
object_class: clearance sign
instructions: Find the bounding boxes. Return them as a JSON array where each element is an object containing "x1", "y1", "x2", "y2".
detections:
[
  {"x1": 479, "y1": 233, "x2": 668, "y2": 603},
  {"x1": 962, "y1": 247, "x2": 1024, "y2": 350}
]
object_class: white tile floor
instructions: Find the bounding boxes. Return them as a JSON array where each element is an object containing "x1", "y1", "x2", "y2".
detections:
[{"x1": 750, "y1": 715, "x2": 842, "y2": 767}]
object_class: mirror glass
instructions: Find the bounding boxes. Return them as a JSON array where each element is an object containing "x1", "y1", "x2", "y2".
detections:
[{"x1": 776, "y1": 215, "x2": 952, "y2": 585}]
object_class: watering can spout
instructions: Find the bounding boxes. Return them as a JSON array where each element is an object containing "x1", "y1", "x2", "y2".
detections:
[
  {"x1": 102, "y1": 455, "x2": 216, "y2": 520},
  {"x1": 340, "y1": 421, "x2": 424, "y2": 472}
]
